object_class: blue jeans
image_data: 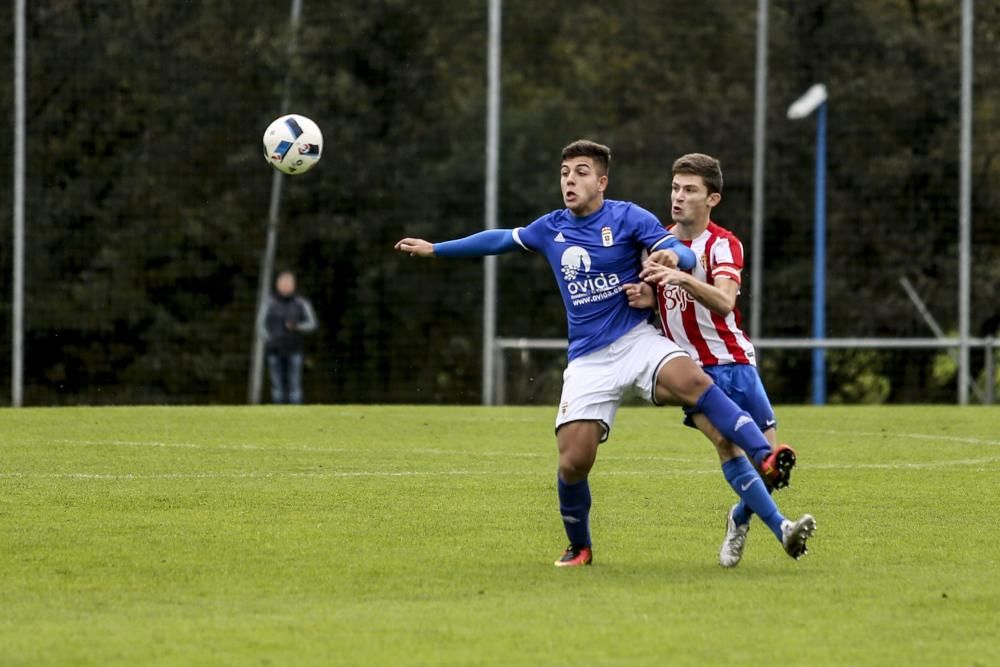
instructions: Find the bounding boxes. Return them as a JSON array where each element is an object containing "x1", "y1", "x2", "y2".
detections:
[{"x1": 267, "y1": 352, "x2": 304, "y2": 404}]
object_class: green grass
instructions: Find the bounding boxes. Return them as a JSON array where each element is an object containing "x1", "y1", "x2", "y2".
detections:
[{"x1": 1, "y1": 405, "x2": 998, "y2": 666}]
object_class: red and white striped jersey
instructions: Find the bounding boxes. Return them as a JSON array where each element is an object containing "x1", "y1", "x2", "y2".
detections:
[{"x1": 656, "y1": 221, "x2": 756, "y2": 367}]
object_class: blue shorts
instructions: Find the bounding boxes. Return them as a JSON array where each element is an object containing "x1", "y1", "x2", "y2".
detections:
[{"x1": 683, "y1": 364, "x2": 776, "y2": 432}]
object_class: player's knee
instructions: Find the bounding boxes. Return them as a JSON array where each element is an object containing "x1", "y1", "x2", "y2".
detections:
[
  {"x1": 559, "y1": 464, "x2": 589, "y2": 484},
  {"x1": 559, "y1": 452, "x2": 593, "y2": 482},
  {"x1": 658, "y1": 358, "x2": 713, "y2": 405},
  {"x1": 674, "y1": 370, "x2": 713, "y2": 405},
  {"x1": 558, "y1": 448, "x2": 595, "y2": 481},
  {"x1": 555, "y1": 421, "x2": 600, "y2": 482}
]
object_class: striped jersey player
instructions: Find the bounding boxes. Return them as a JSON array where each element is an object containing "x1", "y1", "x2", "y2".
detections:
[
  {"x1": 657, "y1": 221, "x2": 756, "y2": 367},
  {"x1": 632, "y1": 153, "x2": 802, "y2": 567}
]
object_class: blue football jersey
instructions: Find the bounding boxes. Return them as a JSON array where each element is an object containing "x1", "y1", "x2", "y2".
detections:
[{"x1": 514, "y1": 200, "x2": 691, "y2": 361}]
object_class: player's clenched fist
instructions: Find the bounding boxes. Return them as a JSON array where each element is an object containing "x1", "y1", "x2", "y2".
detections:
[
  {"x1": 622, "y1": 282, "x2": 655, "y2": 309},
  {"x1": 394, "y1": 238, "x2": 435, "y2": 257}
]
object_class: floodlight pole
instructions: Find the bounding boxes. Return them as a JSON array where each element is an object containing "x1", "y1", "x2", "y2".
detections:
[
  {"x1": 12, "y1": 0, "x2": 26, "y2": 407},
  {"x1": 249, "y1": 0, "x2": 304, "y2": 404},
  {"x1": 749, "y1": 0, "x2": 768, "y2": 343},
  {"x1": 957, "y1": 0, "x2": 973, "y2": 405},
  {"x1": 482, "y1": 0, "x2": 502, "y2": 405},
  {"x1": 788, "y1": 84, "x2": 828, "y2": 405},
  {"x1": 811, "y1": 102, "x2": 827, "y2": 405}
]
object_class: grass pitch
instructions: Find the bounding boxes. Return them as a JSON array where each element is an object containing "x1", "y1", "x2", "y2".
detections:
[{"x1": 1, "y1": 404, "x2": 997, "y2": 666}]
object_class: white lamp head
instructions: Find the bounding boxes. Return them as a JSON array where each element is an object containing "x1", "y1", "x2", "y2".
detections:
[{"x1": 788, "y1": 84, "x2": 828, "y2": 119}]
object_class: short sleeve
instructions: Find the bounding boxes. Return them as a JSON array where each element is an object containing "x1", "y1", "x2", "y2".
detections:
[
  {"x1": 711, "y1": 234, "x2": 744, "y2": 284},
  {"x1": 513, "y1": 213, "x2": 550, "y2": 253},
  {"x1": 628, "y1": 204, "x2": 674, "y2": 250}
]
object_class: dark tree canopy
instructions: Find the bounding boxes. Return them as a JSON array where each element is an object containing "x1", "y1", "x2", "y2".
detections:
[{"x1": 0, "y1": 0, "x2": 997, "y2": 405}]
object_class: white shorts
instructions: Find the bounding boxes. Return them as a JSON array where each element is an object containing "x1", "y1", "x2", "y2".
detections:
[{"x1": 555, "y1": 322, "x2": 689, "y2": 442}]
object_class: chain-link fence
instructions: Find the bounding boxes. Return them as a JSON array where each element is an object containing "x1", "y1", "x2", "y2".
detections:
[{"x1": 0, "y1": 1, "x2": 997, "y2": 405}]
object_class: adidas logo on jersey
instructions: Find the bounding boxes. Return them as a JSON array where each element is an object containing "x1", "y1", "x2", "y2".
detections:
[{"x1": 554, "y1": 232, "x2": 565, "y2": 243}]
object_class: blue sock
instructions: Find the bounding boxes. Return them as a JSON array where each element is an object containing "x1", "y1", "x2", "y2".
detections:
[
  {"x1": 696, "y1": 385, "x2": 771, "y2": 465},
  {"x1": 557, "y1": 475, "x2": 592, "y2": 547},
  {"x1": 731, "y1": 497, "x2": 765, "y2": 526},
  {"x1": 721, "y1": 457, "x2": 785, "y2": 540}
]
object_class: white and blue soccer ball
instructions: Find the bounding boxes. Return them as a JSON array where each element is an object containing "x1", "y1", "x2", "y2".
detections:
[{"x1": 263, "y1": 114, "x2": 323, "y2": 175}]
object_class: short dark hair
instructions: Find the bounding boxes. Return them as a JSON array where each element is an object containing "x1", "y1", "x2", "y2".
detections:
[
  {"x1": 561, "y1": 139, "x2": 611, "y2": 176},
  {"x1": 672, "y1": 153, "x2": 723, "y2": 194}
]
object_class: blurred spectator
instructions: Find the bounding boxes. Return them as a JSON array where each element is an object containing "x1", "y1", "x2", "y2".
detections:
[{"x1": 259, "y1": 271, "x2": 317, "y2": 404}]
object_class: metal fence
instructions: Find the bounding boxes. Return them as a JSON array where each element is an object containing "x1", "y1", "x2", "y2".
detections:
[
  {"x1": 4, "y1": 1, "x2": 999, "y2": 406},
  {"x1": 492, "y1": 337, "x2": 998, "y2": 406}
]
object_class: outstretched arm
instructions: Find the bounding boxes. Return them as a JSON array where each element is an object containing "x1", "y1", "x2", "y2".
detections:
[{"x1": 395, "y1": 229, "x2": 519, "y2": 258}]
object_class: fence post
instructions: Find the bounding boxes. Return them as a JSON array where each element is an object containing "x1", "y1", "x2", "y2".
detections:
[
  {"x1": 984, "y1": 338, "x2": 995, "y2": 405},
  {"x1": 494, "y1": 344, "x2": 506, "y2": 406}
]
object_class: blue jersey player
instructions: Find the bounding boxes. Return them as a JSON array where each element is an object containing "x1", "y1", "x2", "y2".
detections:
[{"x1": 395, "y1": 140, "x2": 815, "y2": 567}]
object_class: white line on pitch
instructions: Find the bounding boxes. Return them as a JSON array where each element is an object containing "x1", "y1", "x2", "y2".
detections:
[
  {"x1": 38, "y1": 439, "x2": 701, "y2": 464},
  {"x1": 807, "y1": 457, "x2": 1000, "y2": 470},
  {"x1": 48, "y1": 439, "x2": 354, "y2": 454},
  {"x1": 20, "y1": 432, "x2": 1000, "y2": 464},
  {"x1": 794, "y1": 429, "x2": 1000, "y2": 447},
  {"x1": 2, "y1": 456, "x2": 997, "y2": 481},
  {"x1": 0, "y1": 470, "x2": 509, "y2": 480}
]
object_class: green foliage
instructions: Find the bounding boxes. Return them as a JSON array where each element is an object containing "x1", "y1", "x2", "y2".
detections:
[
  {"x1": 0, "y1": 1, "x2": 997, "y2": 404},
  {"x1": 930, "y1": 335, "x2": 1000, "y2": 399},
  {"x1": 931, "y1": 347, "x2": 959, "y2": 388},
  {"x1": 827, "y1": 349, "x2": 892, "y2": 404},
  {"x1": 2, "y1": 405, "x2": 999, "y2": 665}
]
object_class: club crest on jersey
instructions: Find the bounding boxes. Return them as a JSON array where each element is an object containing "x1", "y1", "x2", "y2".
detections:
[{"x1": 601, "y1": 226, "x2": 613, "y2": 247}]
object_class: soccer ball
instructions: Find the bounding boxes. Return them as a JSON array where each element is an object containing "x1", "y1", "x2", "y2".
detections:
[{"x1": 262, "y1": 114, "x2": 323, "y2": 175}]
